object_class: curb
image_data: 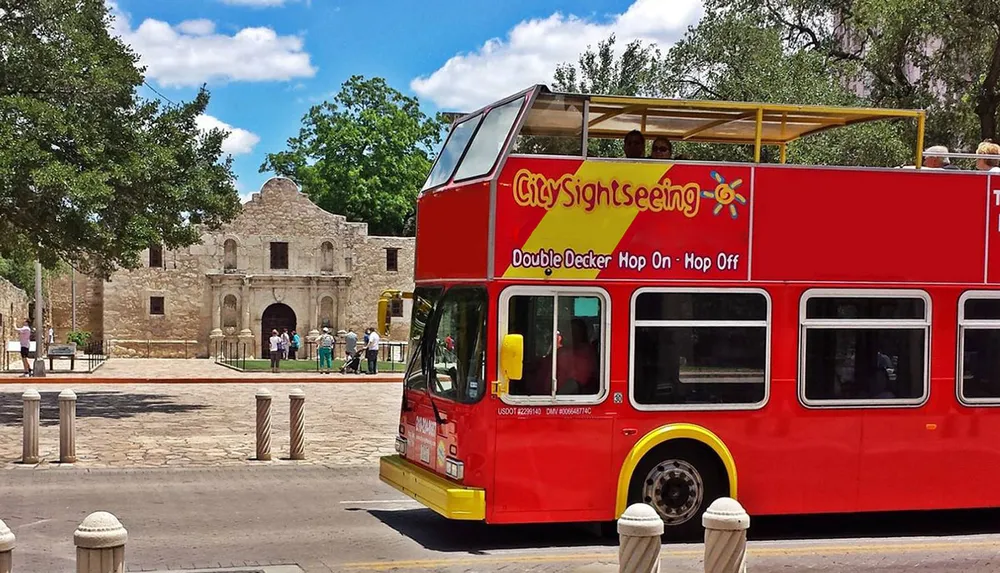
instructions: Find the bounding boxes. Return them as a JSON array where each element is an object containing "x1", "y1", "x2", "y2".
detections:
[{"x1": 0, "y1": 375, "x2": 404, "y2": 385}]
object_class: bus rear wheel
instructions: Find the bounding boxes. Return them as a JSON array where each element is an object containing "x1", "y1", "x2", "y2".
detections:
[{"x1": 628, "y1": 443, "x2": 725, "y2": 540}]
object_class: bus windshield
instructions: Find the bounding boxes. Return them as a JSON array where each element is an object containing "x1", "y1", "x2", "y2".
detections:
[{"x1": 404, "y1": 286, "x2": 488, "y2": 404}]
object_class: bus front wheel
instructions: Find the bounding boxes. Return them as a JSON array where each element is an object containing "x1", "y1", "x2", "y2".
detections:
[{"x1": 627, "y1": 441, "x2": 726, "y2": 540}]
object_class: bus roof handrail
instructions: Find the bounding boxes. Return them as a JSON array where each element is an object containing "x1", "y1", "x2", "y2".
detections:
[{"x1": 516, "y1": 85, "x2": 928, "y2": 165}]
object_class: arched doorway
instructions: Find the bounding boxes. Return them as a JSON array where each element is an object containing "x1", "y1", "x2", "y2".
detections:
[{"x1": 261, "y1": 303, "x2": 296, "y2": 356}]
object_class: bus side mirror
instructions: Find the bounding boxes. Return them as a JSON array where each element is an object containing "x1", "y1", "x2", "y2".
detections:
[{"x1": 500, "y1": 334, "x2": 523, "y2": 384}]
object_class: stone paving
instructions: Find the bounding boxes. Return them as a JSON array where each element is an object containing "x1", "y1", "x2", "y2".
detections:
[{"x1": 0, "y1": 380, "x2": 402, "y2": 469}]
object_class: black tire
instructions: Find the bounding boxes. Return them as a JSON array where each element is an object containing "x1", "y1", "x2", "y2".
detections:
[{"x1": 627, "y1": 441, "x2": 727, "y2": 541}]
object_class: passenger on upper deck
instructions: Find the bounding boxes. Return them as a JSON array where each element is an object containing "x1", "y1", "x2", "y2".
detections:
[
  {"x1": 923, "y1": 145, "x2": 956, "y2": 169},
  {"x1": 650, "y1": 136, "x2": 673, "y2": 160},
  {"x1": 624, "y1": 130, "x2": 645, "y2": 159},
  {"x1": 976, "y1": 140, "x2": 1000, "y2": 172}
]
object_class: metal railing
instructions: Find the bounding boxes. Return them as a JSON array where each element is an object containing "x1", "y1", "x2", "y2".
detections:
[
  {"x1": 215, "y1": 341, "x2": 248, "y2": 371},
  {"x1": 83, "y1": 339, "x2": 108, "y2": 372},
  {"x1": 213, "y1": 339, "x2": 409, "y2": 373}
]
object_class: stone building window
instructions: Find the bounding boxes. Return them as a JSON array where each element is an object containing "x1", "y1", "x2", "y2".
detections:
[
  {"x1": 390, "y1": 298, "x2": 404, "y2": 318},
  {"x1": 386, "y1": 248, "x2": 399, "y2": 272},
  {"x1": 320, "y1": 241, "x2": 335, "y2": 272},
  {"x1": 149, "y1": 245, "x2": 163, "y2": 268},
  {"x1": 150, "y1": 296, "x2": 165, "y2": 315},
  {"x1": 223, "y1": 239, "x2": 238, "y2": 270},
  {"x1": 270, "y1": 242, "x2": 289, "y2": 270}
]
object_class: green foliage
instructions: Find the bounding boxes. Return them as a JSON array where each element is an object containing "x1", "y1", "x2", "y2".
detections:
[
  {"x1": 260, "y1": 75, "x2": 445, "y2": 236},
  {"x1": 0, "y1": 0, "x2": 241, "y2": 279},
  {"x1": 67, "y1": 330, "x2": 91, "y2": 346}
]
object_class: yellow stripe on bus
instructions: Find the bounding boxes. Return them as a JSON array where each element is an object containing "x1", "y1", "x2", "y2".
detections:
[{"x1": 502, "y1": 161, "x2": 673, "y2": 280}]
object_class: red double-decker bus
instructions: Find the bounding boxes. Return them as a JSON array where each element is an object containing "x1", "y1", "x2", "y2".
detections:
[{"x1": 379, "y1": 85, "x2": 1000, "y2": 538}]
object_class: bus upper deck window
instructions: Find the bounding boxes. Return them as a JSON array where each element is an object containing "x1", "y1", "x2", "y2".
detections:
[{"x1": 453, "y1": 96, "x2": 526, "y2": 182}]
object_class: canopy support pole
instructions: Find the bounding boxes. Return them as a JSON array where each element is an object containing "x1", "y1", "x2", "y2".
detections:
[
  {"x1": 754, "y1": 107, "x2": 764, "y2": 163},
  {"x1": 779, "y1": 144, "x2": 787, "y2": 164},
  {"x1": 915, "y1": 113, "x2": 926, "y2": 169}
]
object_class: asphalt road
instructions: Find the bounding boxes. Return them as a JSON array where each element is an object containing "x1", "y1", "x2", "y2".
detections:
[{"x1": 4, "y1": 466, "x2": 1000, "y2": 572}]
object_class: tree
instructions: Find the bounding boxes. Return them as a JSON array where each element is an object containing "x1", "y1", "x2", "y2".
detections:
[
  {"x1": 521, "y1": 35, "x2": 667, "y2": 158},
  {"x1": 0, "y1": 0, "x2": 241, "y2": 279},
  {"x1": 661, "y1": 5, "x2": 914, "y2": 167},
  {"x1": 710, "y1": 0, "x2": 996, "y2": 149},
  {"x1": 260, "y1": 76, "x2": 445, "y2": 237}
]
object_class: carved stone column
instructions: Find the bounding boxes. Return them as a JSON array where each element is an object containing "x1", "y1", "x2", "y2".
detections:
[
  {"x1": 209, "y1": 284, "x2": 223, "y2": 357},
  {"x1": 238, "y1": 277, "x2": 255, "y2": 358},
  {"x1": 336, "y1": 282, "x2": 349, "y2": 332},
  {"x1": 307, "y1": 277, "x2": 320, "y2": 341}
]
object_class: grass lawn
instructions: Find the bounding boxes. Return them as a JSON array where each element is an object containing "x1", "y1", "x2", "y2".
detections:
[{"x1": 233, "y1": 358, "x2": 404, "y2": 373}]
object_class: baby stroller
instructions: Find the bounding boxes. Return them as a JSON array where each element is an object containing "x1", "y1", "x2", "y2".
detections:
[{"x1": 340, "y1": 350, "x2": 363, "y2": 374}]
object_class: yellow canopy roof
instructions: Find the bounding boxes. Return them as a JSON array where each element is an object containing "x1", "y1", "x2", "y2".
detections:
[{"x1": 517, "y1": 88, "x2": 927, "y2": 163}]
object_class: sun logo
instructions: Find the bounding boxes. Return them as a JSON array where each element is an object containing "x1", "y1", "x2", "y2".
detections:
[{"x1": 700, "y1": 171, "x2": 747, "y2": 219}]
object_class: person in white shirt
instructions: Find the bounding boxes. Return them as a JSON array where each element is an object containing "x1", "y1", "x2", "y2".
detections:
[
  {"x1": 16, "y1": 319, "x2": 32, "y2": 376},
  {"x1": 366, "y1": 327, "x2": 380, "y2": 374},
  {"x1": 268, "y1": 329, "x2": 282, "y2": 373}
]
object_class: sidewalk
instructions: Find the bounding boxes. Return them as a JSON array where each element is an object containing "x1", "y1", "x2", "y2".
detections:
[
  {"x1": 0, "y1": 381, "x2": 401, "y2": 468},
  {"x1": 0, "y1": 358, "x2": 404, "y2": 383}
]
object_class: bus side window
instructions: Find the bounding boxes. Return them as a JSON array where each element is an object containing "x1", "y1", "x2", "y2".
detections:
[{"x1": 504, "y1": 293, "x2": 604, "y2": 398}]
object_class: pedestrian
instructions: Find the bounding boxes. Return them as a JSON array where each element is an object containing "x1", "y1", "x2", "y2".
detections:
[
  {"x1": 290, "y1": 330, "x2": 300, "y2": 360},
  {"x1": 268, "y1": 329, "x2": 282, "y2": 373},
  {"x1": 318, "y1": 327, "x2": 335, "y2": 374},
  {"x1": 281, "y1": 328, "x2": 291, "y2": 360},
  {"x1": 366, "y1": 326, "x2": 380, "y2": 375},
  {"x1": 342, "y1": 328, "x2": 355, "y2": 359},
  {"x1": 16, "y1": 319, "x2": 32, "y2": 377}
]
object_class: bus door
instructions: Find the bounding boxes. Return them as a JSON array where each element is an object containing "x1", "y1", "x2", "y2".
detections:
[{"x1": 493, "y1": 287, "x2": 615, "y2": 520}]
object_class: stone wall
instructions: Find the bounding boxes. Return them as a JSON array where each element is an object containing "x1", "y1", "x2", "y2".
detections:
[
  {"x1": 350, "y1": 236, "x2": 415, "y2": 341},
  {"x1": 0, "y1": 277, "x2": 28, "y2": 343},
  {"x1": 50, "y1": 176, "x2": 417, "y2": 358},
  {"x1": 49, "y1": 272, "x2": 104, "y2": 342}
]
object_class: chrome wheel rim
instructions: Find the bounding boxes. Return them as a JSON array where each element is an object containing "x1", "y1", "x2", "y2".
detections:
[{"x1": 642, "y1": 459, "x2": 703, "y2": 526}]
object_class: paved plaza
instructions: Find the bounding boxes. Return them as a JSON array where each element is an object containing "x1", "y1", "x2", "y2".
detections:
[{"x1": 0, "y1": 376, "x2": 402, "y2": 469}]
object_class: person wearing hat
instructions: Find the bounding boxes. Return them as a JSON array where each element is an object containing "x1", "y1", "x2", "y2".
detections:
[
  {"x1": 317, "y1": 327, "x2": 335, "y2": 374},
  {"x1": 923, "y1": 145, "x2": 955, "y2": 169}
]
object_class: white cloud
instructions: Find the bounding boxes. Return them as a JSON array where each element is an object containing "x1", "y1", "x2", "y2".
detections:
[
  {"x1": 107, "y1": 2, "x2": 316, "y2": 87},
  {"x1": 410, "y1": 0, "x2": 703, "y2": 111},
  {"x1": 196, "y1": 114, "x2": 261, "y2": 156},
  {"x1": 175, "y1": 19, "x2": 215, "y2": 36}
]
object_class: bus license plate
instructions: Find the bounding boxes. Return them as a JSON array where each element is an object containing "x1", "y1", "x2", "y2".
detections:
[{"x1": 420, "y1": 444, "x2": 431, "y2": 464}]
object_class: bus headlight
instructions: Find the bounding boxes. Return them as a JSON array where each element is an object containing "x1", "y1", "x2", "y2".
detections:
[
  {"x1": 395, "y1": 436, "x2": 407, "y2": 455},
  {"x1": 445, "y1": 457, "x2": 464, "y2": 480}
]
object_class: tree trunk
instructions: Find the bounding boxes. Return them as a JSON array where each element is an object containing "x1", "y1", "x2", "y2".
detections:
[{"x1": 977, "y1": 36, "x2": 1000, "y2": 142}]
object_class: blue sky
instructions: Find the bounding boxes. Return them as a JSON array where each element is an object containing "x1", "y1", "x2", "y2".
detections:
[{"x1": 109, "y1": 0, "x2": 703, "y2": 200}]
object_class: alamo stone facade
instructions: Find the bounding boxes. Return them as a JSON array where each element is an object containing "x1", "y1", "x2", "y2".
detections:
[
  {"x1": 50, "y1": 177, "x2": 415, "y2": 358},
  {"x1": 0, "y1": 277, "x2": 29, "y2": 344}
]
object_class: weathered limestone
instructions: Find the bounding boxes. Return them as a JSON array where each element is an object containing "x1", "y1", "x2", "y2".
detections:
[
  {"x1": 0, "y1": 277, "x2": 29, "y2": 343},
  {"x1": 59, "y1": 389, "x2": 77, "y2": 463},
  {"x1": 255, "y1": 388, "x2": 272, "y2": 461},
  {"x1": 703, "y1": 497, "x2": 750, "y2": 573},
  {"x1": 21, "y1": 389, "x2": 39, "y2": 464},
  {"x1": 0, "y1": 518, "x2": 14, "y2": 573},
  {"x1": 289, "y1": 388, "x2": 305, "y2": 460},
  {"x1": 74, "y1": 511, "x2": 127, "y2": 573},
  {"x1": 49, "y1": 176, "x2": 415, "y2": 358},
  {"x1": 617, "y1": 503, "x2": 663, "y2": 573}
]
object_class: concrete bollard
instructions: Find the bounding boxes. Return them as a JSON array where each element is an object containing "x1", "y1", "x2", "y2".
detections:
[
  {"x1": 21, "y1": 389, "x2": 40, "y2": 464},
  {"x1": 74, "y1": 511, "x2": 127, "y2": 573},
  {"x1": 617, "y1": 503, "x2": 663, "y2": 573},
  {"x1": 703, "y1": 497, "x2": 749, "y2": 573},
  {"x1": 289, "y1": 388, "x2": 305, "y2": 460},
  {"x1": 255, "y1": 388, "x2": 272, "y2": 461},
  {"x1": 0, "y1": 518, "x2": 14, "y2": 573},
  {"x1": 59, "y1": 389, "x2": 78, "y2": 463}
]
